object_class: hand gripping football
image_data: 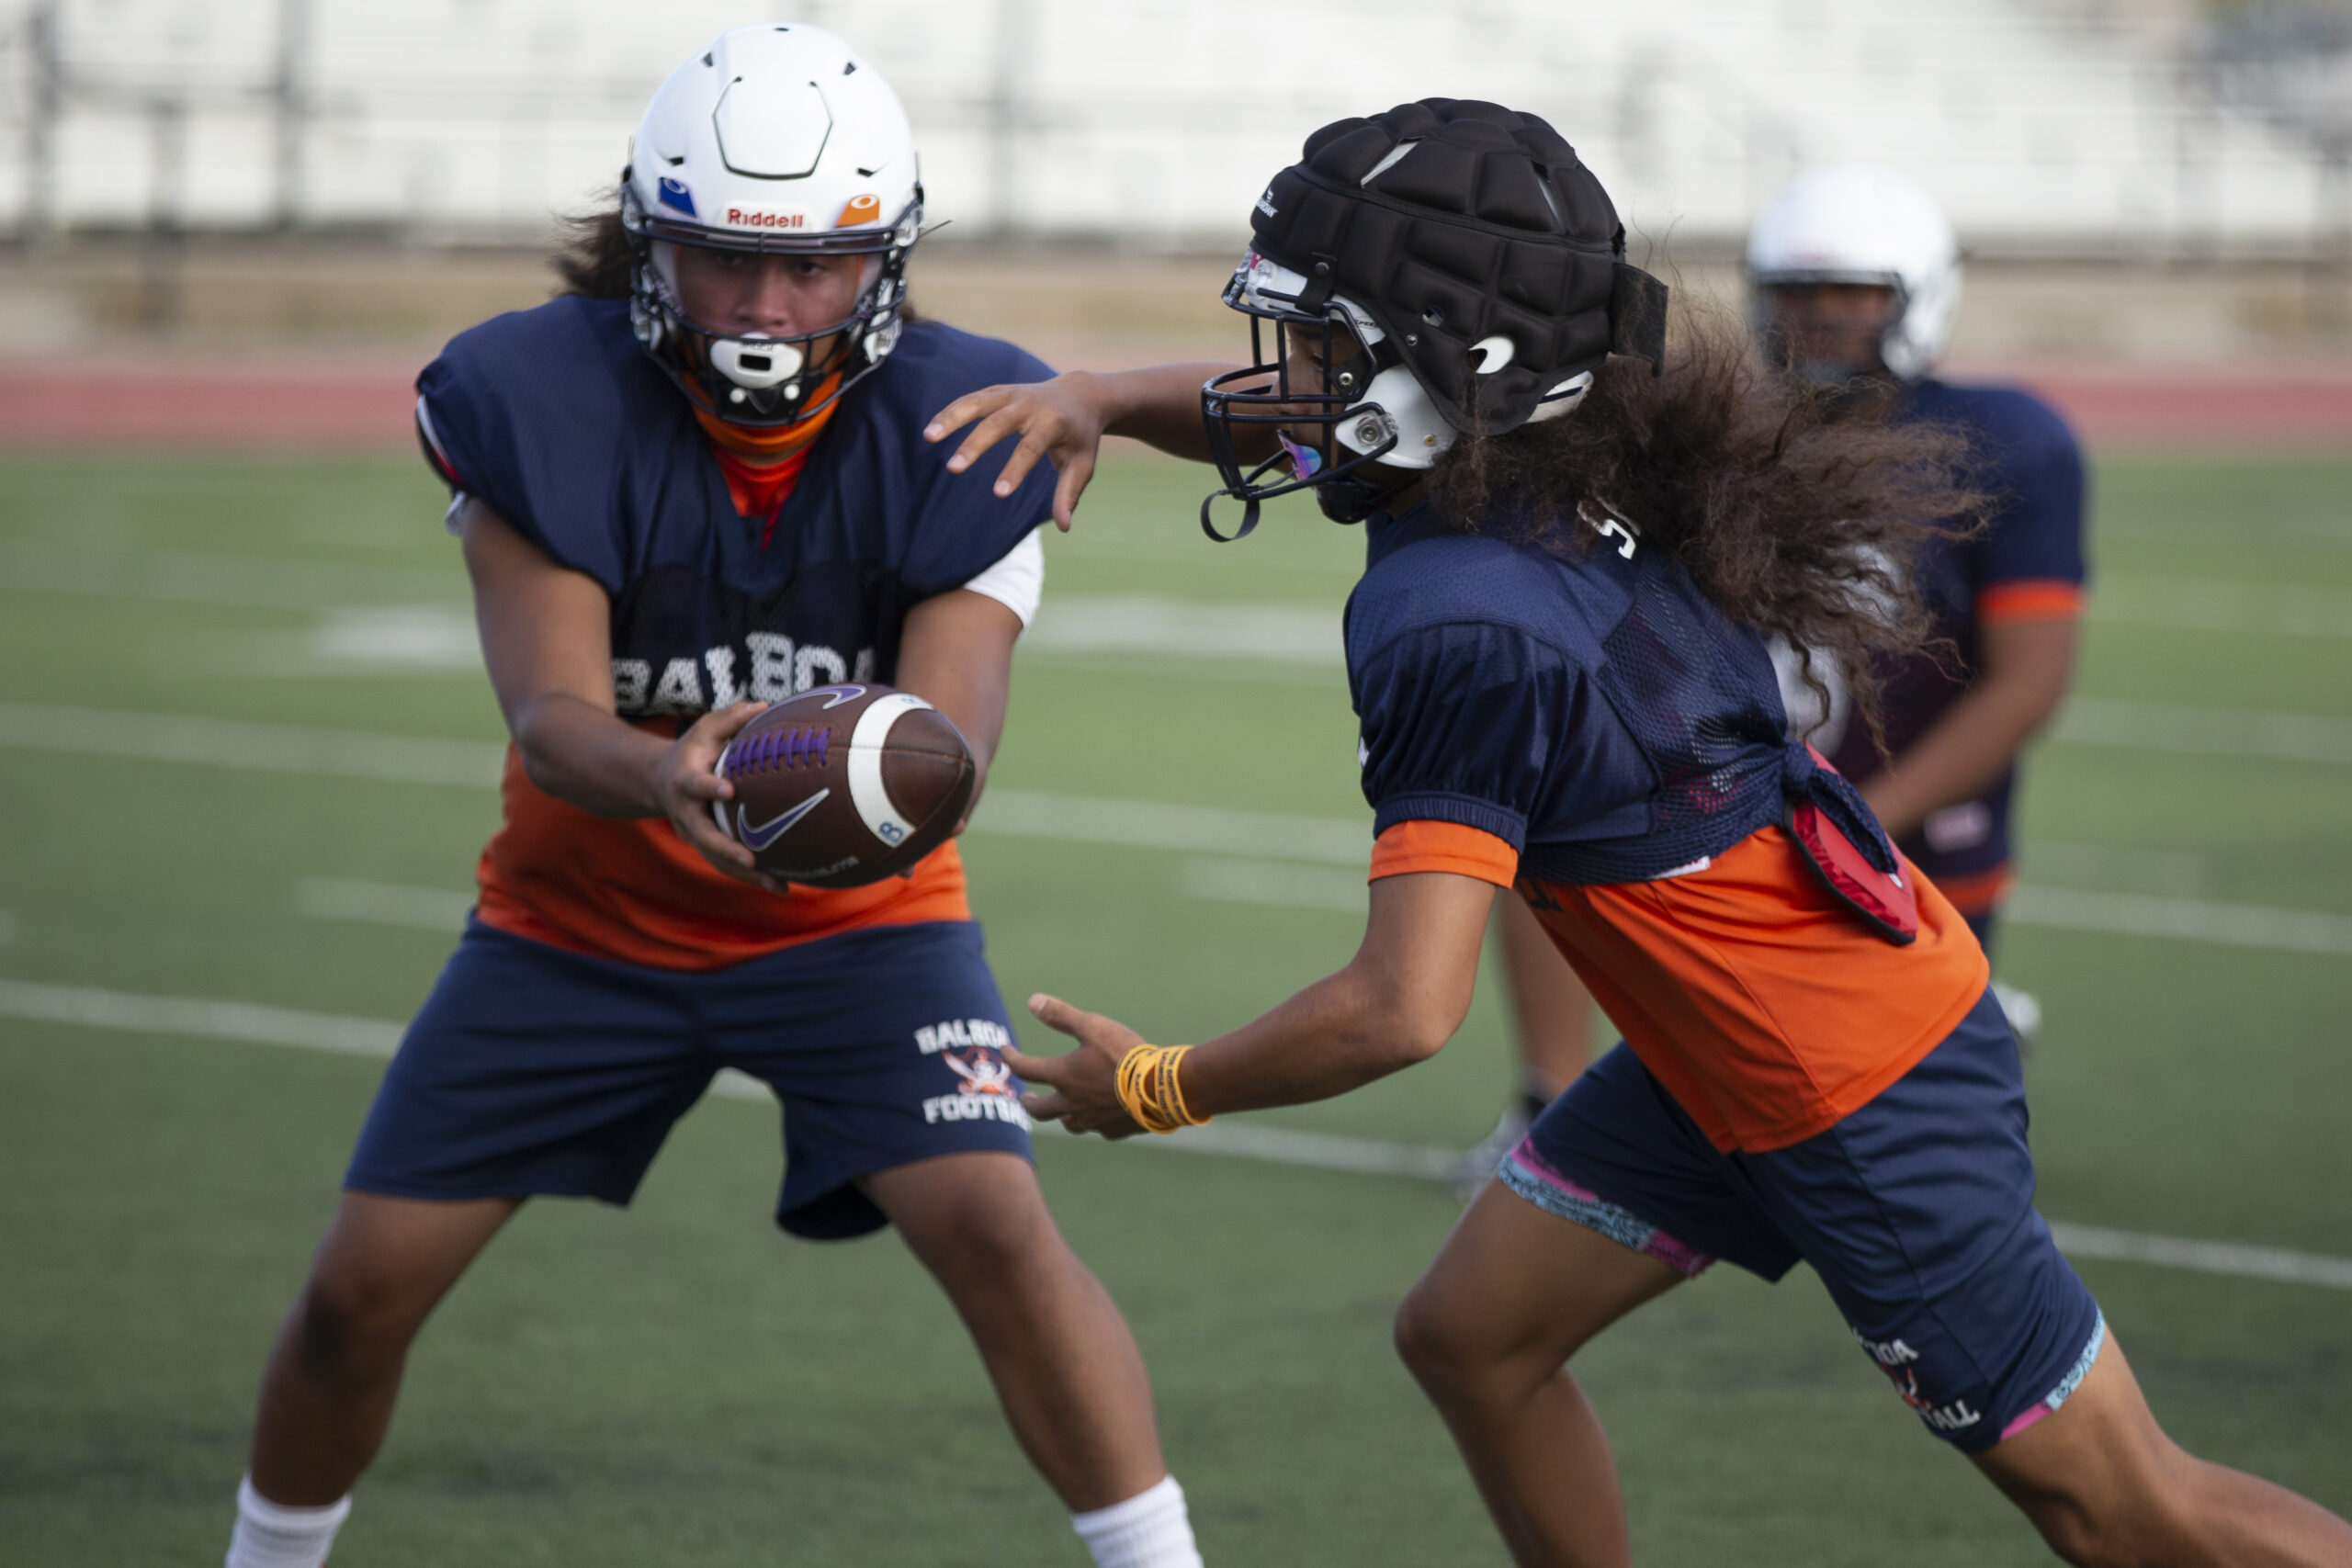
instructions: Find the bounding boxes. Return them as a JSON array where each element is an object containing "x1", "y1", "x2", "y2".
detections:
[{"x1": 712, "y1": 684, "x2": 976, "y2": 888}]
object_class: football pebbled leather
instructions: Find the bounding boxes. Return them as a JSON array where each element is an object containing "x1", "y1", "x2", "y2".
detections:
[{"x1": 713, "y1": 683, "x2": 975, "y2": 888}]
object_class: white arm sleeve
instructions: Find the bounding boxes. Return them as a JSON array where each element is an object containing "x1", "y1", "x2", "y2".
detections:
[{"x1": 958, "y1": 525, "x2": 1046, "y2": 628}]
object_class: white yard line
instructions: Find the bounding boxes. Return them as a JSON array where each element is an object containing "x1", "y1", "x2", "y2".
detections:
[
  {"x1": 2, "y1": 976, "x2": 2345, "y2": 1291},
  {"x1": 2054, "y1": 699, "x2": 2352, "y2": 767},
  {"x1": 0, "y1": 978, "x2": 404, "y2": 1057},
  {"x1": 2043, "y1": 1223, "x2": 2352, "y2": 1292},
  {"x1": 1026, "y1": 595, "x2": 1344, "y2": 664},
  {"x1": 1182, "y1": 858, "x2": 2352, "y2": 958},
  {"x1": 2006, "y1": 886, "x2": 2352, "y2": 956},
  {"x1": 978, "y1": 790, "x2": 1369, "y2": 865},
  {"x1": 2089, "y1": 576, "x2": 2352, "y2": 639},
  {"x1": 5, "y1": 705, "x2": 2347, "y2": 954},
  {"x1": 295, "y1": 879, "x2": 476, "y2": 931},
  {"x1": 0, "y1": 542, "x2": 463, "y2": 612},
  {"x1": 0, "y1": 702, "x2": 505, "y2": 788},
  {"x1": 1175, "y1": 857, "x2": 1368, "y2": 910}
]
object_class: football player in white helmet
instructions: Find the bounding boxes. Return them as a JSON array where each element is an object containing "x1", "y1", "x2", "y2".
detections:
[
  {"x1": 1749, "y1": 164, "x2": 2084, "y2": 1043},
  {"x1": 221, "y1": 26, "x2": 1204, "y2": 1568}
]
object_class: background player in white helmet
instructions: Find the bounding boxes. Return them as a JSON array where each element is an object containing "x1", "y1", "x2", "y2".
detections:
[
  {"x1": 1749, "y1": 164, "x2": 2085, "y2": 1033},
  {"x1": 220, "y1": 26, "x2": 1204, "y2": 1568}
]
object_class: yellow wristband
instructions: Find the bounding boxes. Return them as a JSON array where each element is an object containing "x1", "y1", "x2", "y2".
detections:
[{"x1": 1114, "y1": 1043, "x2": 1208, "y2": 1134}]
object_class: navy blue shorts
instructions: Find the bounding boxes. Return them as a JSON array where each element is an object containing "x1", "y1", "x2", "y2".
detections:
[
  {"x1": 345, "y1": 919, "x2": 1033, "y2": 1239},
  {"x1": 1502, "y1": 987, "x2": 2103, "y2": 1453}
]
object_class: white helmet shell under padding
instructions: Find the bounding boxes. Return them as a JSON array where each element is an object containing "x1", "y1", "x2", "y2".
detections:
[
  {"x1": 1237, "y1": 254, "x2": 1592, "y2": 472},
  {"x1": 1746, "y1": 164, "x2": 1960, "y2": 382}
]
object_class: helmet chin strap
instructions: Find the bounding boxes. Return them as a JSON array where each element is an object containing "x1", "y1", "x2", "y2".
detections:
[{"x1": 1316, "y1": 462, "x2": 1424, "y2": 525}]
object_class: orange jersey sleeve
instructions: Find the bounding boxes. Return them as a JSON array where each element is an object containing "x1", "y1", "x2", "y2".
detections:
[
  {"x1": 1977, "y1": 579, "x2": 2084, "y2": 624},
  {"x1": 473, "y1": 741, "x2": 971, "y2": 971},
  {"x1": 1521, "y1": 826, "x2": 1988, "y2": 1153},
  {"x1": 1369, "y1": 819, "x2": 1520, "y2": 886}
]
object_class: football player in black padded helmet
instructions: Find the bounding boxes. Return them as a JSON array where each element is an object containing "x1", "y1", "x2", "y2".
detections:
[{"x1": 928, "y1": 97, "x2": 2352, "y2": 1568}]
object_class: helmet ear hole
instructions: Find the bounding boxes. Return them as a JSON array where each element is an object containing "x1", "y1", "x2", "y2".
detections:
[{"x1": 1467, "y1": 335, "x2": 1516, "y2": 375}]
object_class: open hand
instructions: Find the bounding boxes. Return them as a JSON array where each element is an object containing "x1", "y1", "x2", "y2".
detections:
[
  {"x1": 924, "y1": 372, "x2": 1112, "y2": 530},
  {"x1": 1005, "y1": 992, "x2": 1148, "y2": 1138},
  {"x1": 659, "y1": 701, "x2": 783, "y2": 893}
]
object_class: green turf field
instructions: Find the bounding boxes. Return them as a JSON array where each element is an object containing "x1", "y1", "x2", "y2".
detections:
[{"x1": 2, "y1": 449, "x2": 2346, "y2": 1565}]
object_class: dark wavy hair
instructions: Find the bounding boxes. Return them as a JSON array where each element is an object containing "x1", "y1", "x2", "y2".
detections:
[
  {"x1": 552, "y1": 205, "x2": 633, "y2": 299},
  {"x1": 1426, "y1": 309, "x2": 1987, "y2": 752}
]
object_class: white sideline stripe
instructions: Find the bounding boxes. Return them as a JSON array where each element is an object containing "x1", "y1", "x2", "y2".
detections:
[
  {"x1": 2, "y1": 977, "x2": 2346, "y2": 1292},
  {"x1": 8, "y1": 690, "x2": 2350, "y2": 818},
  {"x1": 0, "y1": 541, "x2": 466, "y2": 613},
  {"x1": 2055, "y1": 699, "x2": 2352, "y2": 767},
  {"x1": 0, "y1": 979, "x2": 405, "y2": 1057},
  {"x1": 2045, "y1": 1224, "x2": 2352, "y2": 1292},
  {"x1": 1029, "y1": 595, "x2": 1342, "y2": 664},
  {"x1": 1015, "y1": 647, "x2": 1346, "y2": 688},
  {"x1": 978, "y1": 789, "x2": 1368, "y2": 865},
  {"x1": 4, "y1": 705, "x2": 2346, "y2": 954},
  {"x1": 1177, "y1": 857, "x2": 1367, "y2": 911},
  {"x1": 1126, "y1": 1120, "x2": 1462, "y2": 1180},
  {"x1": 1172, "y1": 852, "x2": 2352, "y2": 958},
  {"x1": 0, "y1": 702, "x2": 505, "y2": 788},
  {"x1": 295, "y1": 879, "x2": 475, "y2": 931},
  {"x1": 2007, "y1": 886, "x2": 2352, "y2": 956},
  {"x1": 2090, "y1": 577, "x2": 2352, "y2": 640}
]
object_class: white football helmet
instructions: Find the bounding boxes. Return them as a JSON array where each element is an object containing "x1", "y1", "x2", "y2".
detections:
[
  {"x1": 622, "y1": 23, "x2": 922, "y2": 426},
  {"x1": 1746, "y1": 164, "x2": 1959, "y2": 383}
]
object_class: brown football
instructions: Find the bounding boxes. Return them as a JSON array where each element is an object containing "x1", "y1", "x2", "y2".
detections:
[{"x1": 712, "y1": 683, "x2": 976, "y2": 888}]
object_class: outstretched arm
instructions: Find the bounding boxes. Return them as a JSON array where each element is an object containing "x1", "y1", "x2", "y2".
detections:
[
  {"x1": 459, "y1": 498, "x2": 777, "y2": 890},
  {"x1": 895, "y1": 585, "x2": 1023, "y2": 829},
  {"x1": 925, "y1": 363, "x2": 1269, "y2": 529},
  {"x1": 1007, "y1": 870, "x2": 1495, "y2": 1136}
]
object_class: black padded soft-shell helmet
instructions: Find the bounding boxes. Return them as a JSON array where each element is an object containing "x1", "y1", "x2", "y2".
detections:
[
  {"x1": 1252, "y1": 98, "x2": 1666, "y2": 433},
  {"x1": 1199, "y1": 100, "x2": 1669, "y2": 539}
]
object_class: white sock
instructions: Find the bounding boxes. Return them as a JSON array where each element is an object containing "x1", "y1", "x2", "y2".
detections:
[
  {"x1": 225, "y1": 1475, "x2": 351, "y2": 1568},
  {"x1": 1071, "y1": 1474, "x2": 1203, "y2": 1568}
]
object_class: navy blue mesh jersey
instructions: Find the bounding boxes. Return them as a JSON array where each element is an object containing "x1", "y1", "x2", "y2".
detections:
[
  {"x1": 415, "y1": 298, "x2": 1058, "y2": 718},
  {"x1": 1822, "y1": 380, "x2": 2086, "y2": 904},
  {"x1": 1348, "y1": 502, "x2": 1849, "y2": 886}
]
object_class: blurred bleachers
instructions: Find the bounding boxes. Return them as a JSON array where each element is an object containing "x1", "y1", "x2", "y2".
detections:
[{"x1": 0, "y1": 0, "x2": 2339, "y2": 251}]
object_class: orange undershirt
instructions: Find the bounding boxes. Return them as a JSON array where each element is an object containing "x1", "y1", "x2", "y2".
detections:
[
  {"x1": 474, "y1": 738, "x2": 972, "y2": 973},
  {"x1": 469, "y1": 385, "x2": 974, "y2": 972},
  {"x1": 1371, "y1": 819, "x2": 1988, "y2": 1152}
]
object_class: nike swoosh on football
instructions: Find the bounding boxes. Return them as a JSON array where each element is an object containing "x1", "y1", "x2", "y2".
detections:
[{"x1": 738, "y1": 788, "x2": 830, "y2": 851}]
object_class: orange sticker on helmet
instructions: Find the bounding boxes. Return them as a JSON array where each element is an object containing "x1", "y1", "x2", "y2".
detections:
[{"x1": 836, "y1": 194, "x2": 884, "y2": 226}]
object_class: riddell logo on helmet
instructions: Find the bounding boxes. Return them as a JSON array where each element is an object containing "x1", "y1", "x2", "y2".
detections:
[{"x1": 726, "y1": 207, "x2": 808, "y2": 230}]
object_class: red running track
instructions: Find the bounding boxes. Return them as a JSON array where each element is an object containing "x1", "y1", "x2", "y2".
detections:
[{"x1": 1, "y1": 355, "x2": 2348, "y2": 453}]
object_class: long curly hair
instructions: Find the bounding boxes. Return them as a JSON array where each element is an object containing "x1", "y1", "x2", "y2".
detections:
[{"x1": 1426, "y1": 308, "x2": 1987, "y2": 753}]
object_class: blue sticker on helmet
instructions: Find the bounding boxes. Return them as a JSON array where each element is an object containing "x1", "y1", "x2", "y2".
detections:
[{"x1": 657, "y1": 177, "x2": 696, "y2": 217}]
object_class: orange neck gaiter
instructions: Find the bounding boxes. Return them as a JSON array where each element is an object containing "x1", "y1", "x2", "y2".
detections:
[{"x1": 693, "y1": 374, "x2": 842, "y2": 545}]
